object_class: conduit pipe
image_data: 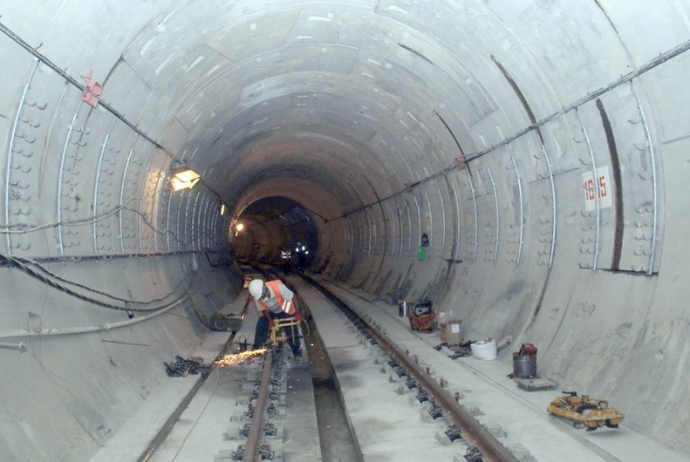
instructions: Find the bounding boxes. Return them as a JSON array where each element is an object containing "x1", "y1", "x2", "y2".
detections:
[
  {"x1": 0, "y1": 341, "x2": 27, "y2": 352},
  {"x1": 0, "y1": 298, "x2": 184, "y2": 341}
]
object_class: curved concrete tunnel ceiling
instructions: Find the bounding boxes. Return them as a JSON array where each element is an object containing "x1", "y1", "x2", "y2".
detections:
[
  {"x1": 228, "y1": 126, "x2": 377, "y2": 211},
  {"x1": 120, "y1": 2, "x2": 503, "y2": 220},
  {"x1": 3, "y1": 0, "x2": 690, "y2": 458},
  {"x1": 236, "y1": 177, "x2": 345, "y2": 222}
]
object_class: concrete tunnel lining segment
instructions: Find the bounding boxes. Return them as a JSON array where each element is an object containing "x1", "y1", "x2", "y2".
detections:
[{"x1": 1, "y1": 0, "x2": 690, "y2": 459}]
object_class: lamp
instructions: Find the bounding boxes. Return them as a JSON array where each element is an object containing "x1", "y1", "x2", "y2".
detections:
[
  {"x1": 234, "y1": 222, "x2": 245, "y2": 237},
  {"x1": 170, "y1": 164, "x2": 200, "y2": 191}
]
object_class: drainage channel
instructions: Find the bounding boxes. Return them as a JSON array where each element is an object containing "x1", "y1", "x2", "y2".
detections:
[
  {"x1": 244, "y1": 265, "x2": 364, "y2": 462},
  {"x1": 299, "y1": 297, "x2": 364, "y2": 462}
]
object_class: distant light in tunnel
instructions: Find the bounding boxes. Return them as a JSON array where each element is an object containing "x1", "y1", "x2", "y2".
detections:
[
  {"x1": 234, "y1": 222, "x2": 245, "y2": 237},
  {"x1": 170, "y1": 164, "x2": 200, "y2": 191},
  {"x1": 220, "y1": 203, "x2": 227, "y2": 216}
]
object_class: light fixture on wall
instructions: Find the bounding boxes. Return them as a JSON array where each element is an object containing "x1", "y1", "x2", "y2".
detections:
[
  {"x1": 170, "y1": 163, "x2": 200, "y2": 191},
  {"x1": 220, "y1": 203, "x2": 227, "y2": 216}
]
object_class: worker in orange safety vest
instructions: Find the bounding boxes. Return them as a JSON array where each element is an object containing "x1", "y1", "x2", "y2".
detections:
[{"x1": 248, "y1": 279, "x2": 302, "y2": 359}]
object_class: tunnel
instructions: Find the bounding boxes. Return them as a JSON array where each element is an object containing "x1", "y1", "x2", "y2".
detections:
[{"x1": 1, "y1": 1, "x2": 689, "y2": 460}]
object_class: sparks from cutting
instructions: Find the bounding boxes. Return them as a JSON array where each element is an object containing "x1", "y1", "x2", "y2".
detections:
[{"x1": 214, "y1": 348, "x2": 266, "y2": 367}]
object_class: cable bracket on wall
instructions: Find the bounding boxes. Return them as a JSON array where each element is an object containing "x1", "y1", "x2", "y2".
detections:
[
  {"x1": 80, "y1": 69, "x2": 102, "y2": 107},
  {"x1": 0, "y1": 20, "x2": 179, "y2": 162}
]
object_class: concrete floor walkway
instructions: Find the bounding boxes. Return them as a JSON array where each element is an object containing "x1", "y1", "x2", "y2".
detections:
[
  {"x1": 308, "y1": 276, "x2": 690, "y2": 462},
  {"x1": 90, "y1": 276, "x2": 690, "y2": 462}
]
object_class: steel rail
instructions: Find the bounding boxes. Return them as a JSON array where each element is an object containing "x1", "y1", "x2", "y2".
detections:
[
  {"x1": 381, "y1": 332, "x2": 518, "y2": 462},
  {"x1": 242, "y1": 349, "x2": 274, "y2": 462},
  {"x1": 303, "y1": 275, "x2": 519, "y2": 462}
]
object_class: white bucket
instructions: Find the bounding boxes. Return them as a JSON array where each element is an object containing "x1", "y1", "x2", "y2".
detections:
[{"x1": 471, "y1": 339, "x2": 497, "y2": 360}]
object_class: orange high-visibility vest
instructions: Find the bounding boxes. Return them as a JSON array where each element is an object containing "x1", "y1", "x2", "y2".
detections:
[{"x1": 256, "y1": 280, "x2": 296, "y2": 315}]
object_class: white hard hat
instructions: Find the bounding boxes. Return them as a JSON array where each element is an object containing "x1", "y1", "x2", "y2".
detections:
[{"x1": 248, "y1": 279, "x2": 265, "y2": 299}]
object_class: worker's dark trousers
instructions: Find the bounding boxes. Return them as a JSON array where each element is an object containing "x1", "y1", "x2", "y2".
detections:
[{"x1": 253, "y1": 311, "x2": 302, "y2": 357}]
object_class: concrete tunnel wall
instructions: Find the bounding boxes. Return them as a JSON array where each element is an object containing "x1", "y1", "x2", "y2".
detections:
[{"x1": 1, "y1": 1, "x2": 690, "y2": 459}]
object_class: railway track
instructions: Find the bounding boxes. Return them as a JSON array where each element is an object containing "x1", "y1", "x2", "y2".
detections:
[
  {"x1": 302, "y1": 274, "x2": 519, "y2": 462},
  {"x1": 95, "y1": 267, "x2": 683, "y2": 462},
  {"x1": 208, "y1": 268, "x2": 519, "y2": 462}
]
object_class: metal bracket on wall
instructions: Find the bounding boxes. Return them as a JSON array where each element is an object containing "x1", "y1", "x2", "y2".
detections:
[{"x1": 80, "y1": 69, "x2": 102, "y2": 107}]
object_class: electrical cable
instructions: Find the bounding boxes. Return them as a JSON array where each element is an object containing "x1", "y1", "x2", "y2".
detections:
[
  {"x1": 0, "y1": 252, "x2": 198, "y2": 312},
  {"x1": 0, "y1": 192, "x2": 230, "y2": 310},
  {"x1": 0, "y1": 198, "x2": 219, "y2": 249},
  {"x1": 9, "y1": 254, "x2": 196, "y2": 305},
  {"x1": 120, "y1": 205, "x2": 187, "y2": 246},
  {"x1": 332, "y1": 37, "x2": 690, "y2": 221},
  {"x1": 0, "y1": 20, "x2": 229, "y2": 216},
  {"x1": 123, "y1": 205, "x2": 221, "y2": 249},
  {"x1": 0, "y1": 259, "x2": 234, "y2": 342},
  {"x1": 0, "y1": 199, "x2": 140, "y2": 233},
  {"x1": 0, "y1": 20, "x2": 180, "y2": 163}
]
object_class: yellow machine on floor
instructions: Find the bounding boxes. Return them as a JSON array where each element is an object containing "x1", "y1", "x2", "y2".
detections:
[{"x1": 547, "y1": 391, "x2": 624, "y2": 431}]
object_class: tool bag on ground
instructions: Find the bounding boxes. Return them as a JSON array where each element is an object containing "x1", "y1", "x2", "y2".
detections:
[{"x1": 409, "y1": 301, "x2": 435, "y2": 332}]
